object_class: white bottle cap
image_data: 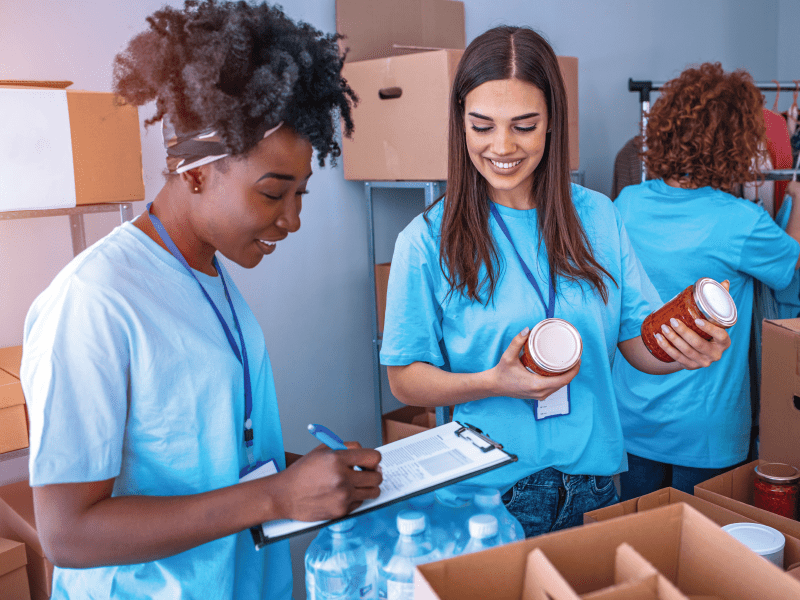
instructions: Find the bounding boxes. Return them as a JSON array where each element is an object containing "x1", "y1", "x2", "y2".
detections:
[
  {"x1": 722, "y1": 523, "x2": 785, "y2": 567},
  {"x1": 468, "y1": 514, "x2": 498, "y2": 539},
  {"x1": 397, "y1": 510, "x2": 427, "y2": 535},
  {"x1": 473, "y1": 488, "x2": 501, "y2": 508},
  {"x1": 328, "y1": 519, "x2": 356, "y2": 534}
]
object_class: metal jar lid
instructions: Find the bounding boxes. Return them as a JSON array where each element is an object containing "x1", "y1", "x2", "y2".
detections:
[
  {"x1": 755, "y1": 462, "x2": 800, "y2": 484},
  {"x1": 693, "y1": 277, "x2": 737, "y2": 327},
  {"x1": 527, "y1": 318, "x2": 582, "y2": 374}
]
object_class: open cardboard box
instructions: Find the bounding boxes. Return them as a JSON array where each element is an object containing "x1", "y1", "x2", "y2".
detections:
[
  {"x1": 0, "y1": 537, "x2": 30, "y2": 600},
  {"x1": 695, "y1": 459, "x2": 800, "y2": 541},
  {"x1": 0, "y1": 81, "x2": 144, "y2": 211},
  {"x1": 382, "y1": 405, "x2": 437, "y2": 443},
  {"x1": 0, "y1": 481, "x2": 53, "y2": 600},
  {"x1": 414, "y1": 503, "x2": 800, "y2": 599},
  {"x1": 585, "y1": 486, "x2": 800, "y2": 568},
  {"x1": 758, "y1": 318, "x2": 800, "y2": 468}
]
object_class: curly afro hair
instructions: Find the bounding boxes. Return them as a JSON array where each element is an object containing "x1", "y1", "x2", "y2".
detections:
[
  {"x1": 112, "y1": 0, "x2": 356, "y2": 166},
  {"x1": 644, "y1": 62, "x2": 766, "y2": 192}
]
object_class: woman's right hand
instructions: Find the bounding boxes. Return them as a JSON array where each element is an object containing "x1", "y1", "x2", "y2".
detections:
[
  {"x1": 490, "y1": 328, "x2": 580, "y2": 401},
  {"x1": 270, "y1": 443, "x2": 382, "y2": 522}
]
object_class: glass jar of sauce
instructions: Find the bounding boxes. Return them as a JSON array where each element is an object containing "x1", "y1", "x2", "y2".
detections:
[
  {"x1": 640, "y1": 277, "x2": 737, "y2": 363},
  {"x1": 753, "y1": 463, "x2": 800, "y2": 520},
  {"x1": 520, "y1": 318, "x2": 582, "y2": 377}
]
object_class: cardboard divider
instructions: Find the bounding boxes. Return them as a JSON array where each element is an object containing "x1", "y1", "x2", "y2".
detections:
[{"x1": 414, "y1": 503, "x2": 800, "y2": 600}]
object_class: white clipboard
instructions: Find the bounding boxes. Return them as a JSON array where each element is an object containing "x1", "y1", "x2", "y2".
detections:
[{"x1": 251, "y1": 420, "x2": 517, "y2": 548}]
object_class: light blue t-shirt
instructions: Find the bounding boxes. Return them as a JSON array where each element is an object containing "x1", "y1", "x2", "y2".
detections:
[
  {"x1": 380, "y1": 185, "x2": 661, "y2": 491},
  {"x1": 21, "y1": 222, "x2": 291, "y2": 600},
  {"x1": 612, "y1": 179, "x2": 800, "y2": 468}
]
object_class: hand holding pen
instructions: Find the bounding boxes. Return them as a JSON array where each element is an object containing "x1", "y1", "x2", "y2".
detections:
[{"x1": 266, "y1": 425, "x2": 383, "y2": 522}]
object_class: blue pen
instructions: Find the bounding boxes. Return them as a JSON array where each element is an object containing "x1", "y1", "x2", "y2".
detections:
[{"x1": 308, "y1": 424, "x2": 362, "y2": 471}]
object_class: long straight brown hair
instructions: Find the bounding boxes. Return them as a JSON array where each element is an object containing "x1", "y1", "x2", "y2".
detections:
[{"x1": 428, "y1": 26, "x2": 615, "y2": 304}]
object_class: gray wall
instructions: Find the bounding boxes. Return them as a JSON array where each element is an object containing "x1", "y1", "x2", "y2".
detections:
[{"x1": 0, "y1": 1, "x2": 794, "y2": 597}]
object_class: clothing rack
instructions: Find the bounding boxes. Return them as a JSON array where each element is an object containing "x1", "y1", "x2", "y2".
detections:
[{"x1": 628, "y1": 79, "x2": 799, "y2": 183}]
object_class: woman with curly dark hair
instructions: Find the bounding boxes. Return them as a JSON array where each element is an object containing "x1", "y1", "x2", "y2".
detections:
[
  {"x1": 612, "y1": 62, "x2": 800, "y2": 500},
  {"x1": 19, "y1": 1, "x2": 381, "y2": 598},
  {"x1": 380, "y1": 27, "x2": 731, "y2": 539}
]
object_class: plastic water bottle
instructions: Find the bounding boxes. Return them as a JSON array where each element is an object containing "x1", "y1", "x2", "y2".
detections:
[
  {"x1": 305, "y1": 518, "x2": 377, "y2": 600},
  {"x1": 456, "y1": 513, "x2": 501, "y2": 555},
  {"x1": 431, "y1": 485, "x2": 474, "y2": 557},
  {"x1": 472, "y1": 487, "x2": 524, "y2": 543},
  {"x1": 378, "y1": 511, "x2": 440, "y2": 600}
]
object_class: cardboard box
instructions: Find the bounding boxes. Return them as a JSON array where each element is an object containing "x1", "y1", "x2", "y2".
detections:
[
  {"x1": 336, "y1": 0, "x2": 465, "y2": 63},
  {"x1": 759, "y1": 318, "x2": 800, "y2": 468},
  {"x1": 584, "y1": 487, "x2": 800, "y2": 568},
  {"x1": 341, "y1": 52, "x2": 579, "y2": 180},
  {"x1": 375, "y1": 262, "x2": 391, "y2": 334},
  {"x1": 0, "y1": 369, "x2": 28, "y2": 454},
  {"x1": 695, "y1": 459, "x2": 800, "y2": 541},
  {"x1": 414, "y1": 503, "x2": 800, "y2": 599},
  {"x1": 0, "y1": 481, "x2": 53, "y2": 599},
  {"x1": 0, "y1": 81, "x2": 144, "y2": 211},
  {"x1": 382, "y1": 405, "x2": 435, "y2": 443},
  {"x1": 0, "y1": 537, "x2": 30, "y2": 600},
  {"x1": 0, "y1": 346, "x2": 22, "y2": 379}
]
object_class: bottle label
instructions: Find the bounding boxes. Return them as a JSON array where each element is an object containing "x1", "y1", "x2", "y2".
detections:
[{"x1": 387, "y1": 580, "x2": 414, "y2": 600}]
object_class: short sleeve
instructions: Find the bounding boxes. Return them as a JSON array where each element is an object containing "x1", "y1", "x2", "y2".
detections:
[
  {"x1": 616, "y1": 210, "x2": 662, "y2": 342},
  {"x1": 738, "y1": 208, "x2": 800, "y2": 291},
  {"x1": 379, "y1": 227, "x2": 445, "y2": 367},
  {"x1": 22, "y1": 277, "x2": 130, "y2": 485}
]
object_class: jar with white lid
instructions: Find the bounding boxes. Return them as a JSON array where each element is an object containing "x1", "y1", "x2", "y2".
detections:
[
  {"x1": 722, "y1": 522, "x2": 785, "y2": 568},
  {"x1": 519, "y1": 318, "x2": 582, "y2": 376}
]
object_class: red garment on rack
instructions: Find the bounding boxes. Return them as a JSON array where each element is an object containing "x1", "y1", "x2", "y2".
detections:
[{"x1": 764, "y1": 108, "x2": 792, "y2": 213}]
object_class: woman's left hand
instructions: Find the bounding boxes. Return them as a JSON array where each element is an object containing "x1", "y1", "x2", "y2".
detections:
[{"x1": 653, "y1": 280, "x2": 732, "y2": 370}]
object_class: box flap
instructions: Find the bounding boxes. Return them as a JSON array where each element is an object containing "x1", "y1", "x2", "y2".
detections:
[
  {"x1": 763, "y1": 318, "x2": 800, "y2": 335},
  {"x1": 0, "y1": 537, "x2": 27, "y2": 577},
  {"x1": 0, "y1": 346, "x2": 22, "y2": 379},
  {"x1": 336, "y1": 0, "x2": 464, "y2": 62},
  {"x1": 0, "y1": 80, "x2": 72, "y2": 89}
]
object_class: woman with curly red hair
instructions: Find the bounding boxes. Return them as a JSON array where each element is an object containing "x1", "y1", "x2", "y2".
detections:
[{"x1": 613, "y1": 62, "x2": 800, "y2": 499}]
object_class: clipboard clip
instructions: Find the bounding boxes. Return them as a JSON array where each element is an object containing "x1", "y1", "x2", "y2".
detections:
[{"x1": 455, "y1": 422, "x2": 504, "y2": 453}]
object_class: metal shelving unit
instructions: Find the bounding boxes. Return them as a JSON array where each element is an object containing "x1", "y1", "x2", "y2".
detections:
[{"x1": 0, "y1": 202, "x2": 135, "y2": 485}]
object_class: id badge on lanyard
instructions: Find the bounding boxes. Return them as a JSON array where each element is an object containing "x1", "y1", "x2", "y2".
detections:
[
  {"x1": 489, "y1": 203, "x2": 571, "y2": 421},
  {"x1": 147, "y1": 203, "x2": 264, "y2": 468}
]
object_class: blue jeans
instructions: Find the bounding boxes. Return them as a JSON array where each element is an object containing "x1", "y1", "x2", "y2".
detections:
[
  {"x1": 619, "y1": 453, "x2": 731, "y2": 501},
  {"x1": 501, "y1": 467, "x2": 619, "y2": 538}
]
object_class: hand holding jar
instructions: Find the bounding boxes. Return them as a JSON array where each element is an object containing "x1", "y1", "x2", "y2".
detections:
[
  {"x1": 490, "y1": 323, "x2": 581, "y2": 402},
  {"x1": 641, "y1": 278, "x2": 733, "y2": 370}
]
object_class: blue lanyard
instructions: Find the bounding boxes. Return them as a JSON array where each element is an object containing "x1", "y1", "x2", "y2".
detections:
[
  {"x1": 489, "y1": 202, "x2": 555, "y2": 319},
  {"x1": 146, "y1": 203, "x2": 257, "y2": 466}
]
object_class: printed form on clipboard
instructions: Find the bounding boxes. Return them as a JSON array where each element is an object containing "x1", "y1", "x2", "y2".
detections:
[{"x1": 252, "y1": 420, "x2": 517, "y2": 548}]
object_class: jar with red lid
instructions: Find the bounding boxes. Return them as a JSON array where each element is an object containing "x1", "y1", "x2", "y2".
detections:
[
  {"x1": 520, "y1": 318, "x2": 582, "y2": 377},
  {"x1": 753, "y1": 463, "x2": 800, "y2": 520},
  {"x1": 640, "y1": 277, "x2": 737, "y2": 362}
]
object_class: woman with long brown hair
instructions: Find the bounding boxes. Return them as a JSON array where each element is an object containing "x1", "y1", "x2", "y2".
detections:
[
  {"x1": 380, "y1": 26, "x2": 730, "y2": 538},
  {"x1": 612, "y1": 63, "x2": 800, "y2": 500}
]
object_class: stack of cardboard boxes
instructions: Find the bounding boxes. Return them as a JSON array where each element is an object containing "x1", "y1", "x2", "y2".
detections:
[{"x1": 0, "y1": 346, "x2": 27, "y2": 455}]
